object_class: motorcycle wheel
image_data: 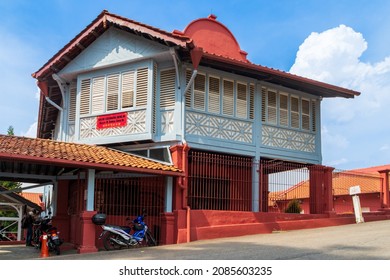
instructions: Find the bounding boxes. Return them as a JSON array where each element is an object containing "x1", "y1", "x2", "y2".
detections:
[
  {"x1": 145, "y1": 230, "x2": 157, "y2": 246},
  {"x1": 103, "y1": 232, "x2": 122, "y2": 251}
]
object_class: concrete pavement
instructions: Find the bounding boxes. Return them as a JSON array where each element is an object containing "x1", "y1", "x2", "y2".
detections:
[{"x1": 1, "y1": 219, "x2": 390, "y2": 260}]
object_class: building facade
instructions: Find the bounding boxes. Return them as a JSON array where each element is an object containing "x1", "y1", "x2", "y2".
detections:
[{"x1": 31, "y1": 11, "x2": 360, "y2": 251}]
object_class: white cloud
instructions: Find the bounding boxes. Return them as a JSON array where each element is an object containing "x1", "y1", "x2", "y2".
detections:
[
  {"x1": 290, "y1": 25, "x2": 390, "y2": 169},
  {"x1": 380, "y1": 145, "x2": 389, "y2": 151},
  {"x1": 23, "y1": 122, "x2": 37, "y2": 138}
]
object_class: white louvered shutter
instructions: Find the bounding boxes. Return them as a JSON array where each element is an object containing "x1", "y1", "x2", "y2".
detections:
[
  {"x1": 68, "y1": 86, "x2": 77, "y2": 122},
  {"x1": 267, "y1": 90, "x2": 277, "y2": 125},
  {"x1": 185, "y1": 69, "x2": 192, "y2": 108},
  {"x1": 136, "y1": 67, "x2": 148, "y2": 107},
  {"x1": 311, "y1": 100, "x2": 317, "y2": 132},
  {"x1": 279, "y1": 93, "x2": 288, "y2": 127},
  {"x1": 193, "y1": 73, "x2": 205, "y2": 111},
  {"x1": 291, "y1": 96, "x2": 300, "y2": 129},
  {"x1": 106, "y1": 74, "x2": 119, "y2": 111},
  {"x1": 208, "y1": 76, "x2": 220, "y2": 114},
  {"x1": 121, "y1": 71, "x2": 135, "y2": 109},
  {"x1": 80, "y1": 79, "x2": 91, "y2": 115},
  {"x1": 302, "y1": 99, "x2": 310, "y2": 130},
  {"x1": 249, "y1": 83, "x2": 255, "y2": 120},
  {"x1": 91, "y1": 76, "x2": 105, "y2": 114},
  {"x1": 261, "y1": 87, "x2": 267, "y2": 122},
  {"x1": 160, "y1": 69, "x2": 176, "y2": 108},
  {"x1": 236, "y1": 82, "x2": 247, "y2": 119},
  {"x1": 223, "y1": 79, "x2": 234, "y2": 116}
]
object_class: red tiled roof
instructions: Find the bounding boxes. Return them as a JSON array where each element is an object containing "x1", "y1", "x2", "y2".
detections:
[
  {"x1": 20, "y1": 192, "x2": 43, "y2": 207},
  {"x1": 0, "y1": 135, "x2": 182, "y2": 176},
  {"x1": 270, "y1": 170, "x2": 382, "y2": 201}
]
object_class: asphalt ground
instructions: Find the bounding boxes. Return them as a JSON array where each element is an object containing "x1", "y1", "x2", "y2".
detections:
[{"x1": 2, "y1": 219, "x2": 390, "y2": 260}]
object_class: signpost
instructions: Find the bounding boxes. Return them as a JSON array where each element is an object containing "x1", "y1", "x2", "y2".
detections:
[{"x1": 349, "y1": 185, "x2": 364, "y2": 223}]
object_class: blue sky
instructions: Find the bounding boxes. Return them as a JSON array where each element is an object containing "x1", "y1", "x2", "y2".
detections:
[{"x1": 0, "y1": 0, "x2": 389, "y2": 171}]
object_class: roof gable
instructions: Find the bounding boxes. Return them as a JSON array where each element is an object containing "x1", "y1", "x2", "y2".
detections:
[{"x1": 60, "y1": 27, "x2": 169, "y2": 78}]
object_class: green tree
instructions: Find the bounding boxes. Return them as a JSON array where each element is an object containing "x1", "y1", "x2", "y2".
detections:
[
  {"x1": 285, "y1": 199, "x2": 302, "y2": 214},
  {"x1": 0, "y1": 125, "x2": 22, "y2": 192}
]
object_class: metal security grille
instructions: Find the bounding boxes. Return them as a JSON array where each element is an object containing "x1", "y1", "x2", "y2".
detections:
[
  {"x1": 187, "y1": 150, "x2": 253, "y2": 211},
  {"x1": 94, "y1": 175, "x2": 165, "y2": 244}
]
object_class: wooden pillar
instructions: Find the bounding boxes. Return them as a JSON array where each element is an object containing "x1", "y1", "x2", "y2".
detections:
[{"x1": 379, "y1": 169, "x2": 390, "y2": 209}]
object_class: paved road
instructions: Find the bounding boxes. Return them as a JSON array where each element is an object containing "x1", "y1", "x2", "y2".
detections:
[{"x1": 2, "y1": 219, "x2": 390, "y2": 260}]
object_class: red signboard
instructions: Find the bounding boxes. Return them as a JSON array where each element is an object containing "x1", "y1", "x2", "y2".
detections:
[{"x1": 96, "y1": 112, "x2": 128, "y2": 130}]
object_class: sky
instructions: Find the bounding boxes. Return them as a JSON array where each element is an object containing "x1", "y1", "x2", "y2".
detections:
[{"x1": 0, "y1": 0, "x2": 389, "y2": 171}]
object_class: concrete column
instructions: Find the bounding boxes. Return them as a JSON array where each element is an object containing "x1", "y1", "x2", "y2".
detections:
[
  {"x1": 86, "y1": 169, "x2": 95, "y2": 211},
  {"x1": 160, "y1": 212, "x2": 175, "y2": 245}
]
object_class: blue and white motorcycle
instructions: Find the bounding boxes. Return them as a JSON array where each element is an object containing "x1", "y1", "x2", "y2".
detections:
[{"x1": 93, "y1": 213, "x2": 157, "y2": 250}]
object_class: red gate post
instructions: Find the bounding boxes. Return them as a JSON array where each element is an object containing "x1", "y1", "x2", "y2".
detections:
[
  {"x1": 77, "y1": 211, "x2": 98, "y2": 254},
  {"x1": 378, "y1": 169, "x2": 390, "y2": 210},
  {"x1": 309, "y1": 165, "x2": 324, "y2": 214},
  {"x1": 323, "y1": 166, "x2": 336, "y2": 216}
]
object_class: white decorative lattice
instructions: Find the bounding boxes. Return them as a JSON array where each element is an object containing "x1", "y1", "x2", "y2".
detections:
[
  {"x1": 262, "y1": 125, "x2": 316, "y2": 152},
  {"x1": 186, "y1": 112, "x2": 252, "y2": 143},
  {"x1": 79, "y1": 110, "x2": 146, "y2": 139},
  {"x1": 161, "y1": 110, "x2": 174, "y2": 134}
]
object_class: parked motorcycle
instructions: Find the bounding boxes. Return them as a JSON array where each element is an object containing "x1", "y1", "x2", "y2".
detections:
[
  {"x1": 92, "y1": 212, "x2": 157, "y2": 251},
  {"x1": 32, "y1": 216, "x2": 63, "y2": 255}
]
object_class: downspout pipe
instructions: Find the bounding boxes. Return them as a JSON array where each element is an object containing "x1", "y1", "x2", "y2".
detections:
[
  {"x1": 37, "y1": 80, "x2": 63, "y2": 140},
  {"x1": 170, "y1": 47, "x2": 181, "y2": 90},
  {"x1": 37, "y1": 81, "x2": 63, "y2": 112}
]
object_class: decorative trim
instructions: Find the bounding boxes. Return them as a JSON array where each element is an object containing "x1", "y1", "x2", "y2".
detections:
[
  {"x1": 262, "y1": 125, "x2": 315, "y2": 153},
  {"x1": 186, "y1": 112, "x2": 252, "y2": 143},
  {"x1": 80, "y1": 110, "x2": 146, "y2": 139},
  {"x1": 161, "y1": 110, "x2": 174, "y2": 134}
]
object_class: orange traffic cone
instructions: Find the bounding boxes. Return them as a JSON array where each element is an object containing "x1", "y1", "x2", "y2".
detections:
[{"x1": 40, "y1": 234, "x2": 49, "y2": 258}]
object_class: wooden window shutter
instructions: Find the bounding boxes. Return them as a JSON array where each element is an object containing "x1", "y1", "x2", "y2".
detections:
[
  {"x1": 249, "y1": 83, "x2": 255, "y2": 120},
  {"x1": 223, "y1": 79, "x2": 234, "y2": 116},
  {"x1": 185, "y1": 69, "x2": 192, "y2": 108},
  {"x1": 208, "y1": 76, "x2": 220, "y2": 114},
  {"x1": 290, "y1": 96, "x2": 300, "y2": 128},
  {"x1": 236, "y1": 82, "x2": 247, "y2": 118},
  {"x1": 68, "y1": 86, "x2": 77, "y2": 122},
  {"x1": 91, "y1": 76, "x2": 105, "y2": 114},
  {"x1": 302, "y1": 99, "x2": 310, "y2": 130},
  {"x1": 279, "y1": 93, "x2": 288, "y2": 127},
  {"x1": 267, "y1": 90, "x2": 277, "y2": 125},
  {"x1": 261, "y1": 87, "x2": 267, "y2": 122},
  {"x1": 80, "y1": 79, "x2": 91, "y2": 115},
  {"x1": 193, "y1": 73, "x2": 206, "y2": 111},
  {"x1": 311, "y1": 100, "x2": 317, "y2": 132},
  {"x1": 136, "y1": 67, "x2": 148, "y2": 107},
  {"x1": 121, "y1": 71, "x2": 135, "y2": 109},
  {"x1": 160, "y1": 69, "x2": 176, "y2": 108},
  {"x1": 106, "y1": 74, "x2": 119, "y2": 111}
]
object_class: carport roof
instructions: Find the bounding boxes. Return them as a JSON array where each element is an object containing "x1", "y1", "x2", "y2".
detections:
[{"x1": 0, "y1": 134, "x2": 182, "y2": 182}]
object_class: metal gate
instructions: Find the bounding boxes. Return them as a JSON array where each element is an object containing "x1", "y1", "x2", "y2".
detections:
[{"x1": 94, "y1": 175, "x2": 165, "y2": 244}]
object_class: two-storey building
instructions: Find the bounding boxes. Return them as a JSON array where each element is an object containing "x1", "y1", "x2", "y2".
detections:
[{"x1": 31, "y1": 10, "x2": 359, "y2": 251}]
